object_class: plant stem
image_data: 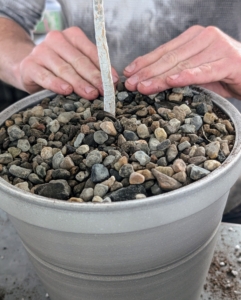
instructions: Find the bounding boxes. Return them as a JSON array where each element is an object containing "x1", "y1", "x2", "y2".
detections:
[{"x1": 93, "y1": 0, "x2": 116, "y2": 116}]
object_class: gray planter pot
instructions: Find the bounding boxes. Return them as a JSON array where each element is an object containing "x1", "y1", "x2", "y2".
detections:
[{"x1": 0, "y1": 88, "x2": 241, "y2": 300}]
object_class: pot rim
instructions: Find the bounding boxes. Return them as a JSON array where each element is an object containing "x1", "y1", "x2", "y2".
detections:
[{"x1": 0, "y1": 86, "x2": 241, "y2": 213}]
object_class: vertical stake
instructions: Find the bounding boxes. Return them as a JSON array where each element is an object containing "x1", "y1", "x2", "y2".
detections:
[{"x1": 93, "y1": 0, "x2": 116, "y2": 116}]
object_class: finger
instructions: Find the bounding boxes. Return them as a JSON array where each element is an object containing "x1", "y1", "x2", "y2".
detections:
[
  {"x1": 21, "y1": 62, "x2": 74, "y2": 95},
  {"x1": 43, "y1": 31, "x2": 105, "y2": 92},
  {"x1": 63, "y1": 28, "x2": 119, "y2": 83},
  {"x1": 125, "y1": 27, "x2": 224, "y2": 91},
  {"x1": 136, "y1": 59, "x2": 229, "y2": 95},
  {"x1": 63, "y1": 27, "x2": 101, "y2": 68},
  {"x1": 123, "y1": 25, "x2": 204, "y2": 77},
  {"x1": 167, "y1": 59, "x2": 230, "y2": 87},
  {"x1": 33, "y1": 46, "x2": 100, "y2": 99}
]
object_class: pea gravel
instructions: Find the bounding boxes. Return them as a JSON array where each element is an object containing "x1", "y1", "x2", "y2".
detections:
[{"x1": 0, "y1": 83, "x2": 235, "y2": 203}]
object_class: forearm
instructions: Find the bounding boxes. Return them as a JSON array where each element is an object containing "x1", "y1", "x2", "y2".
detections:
[{"x1": 0, "y1": 17, "x2": 35, "y2": 90}]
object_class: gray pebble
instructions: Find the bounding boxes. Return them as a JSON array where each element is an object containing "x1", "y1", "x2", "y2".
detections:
[
  {"x1": 178, "y1": 141, "x2": 191, "y2": 152},
  {"x1": 94, "y1": 130, "x2": 109, "y2": 144},
  {"x1": 119, "y1": 164, "x2": 134, "y2": 177},
  {"x1": 180, "y1": 124, "x2": 196, "y2": 134},
  {"x1": 85, "y1": 150, "x2": 102, "y2": 167},
  {"x1": 149, "y1": 137, "x2": 160, "y2": 151},
  {"x1": 36, "y1": 165, "x2": 47, "y2": 178},
  {"x1": 190, "y1": 165, "x2": 210, "y2": 180},
  {"x1": 91, "y1": 164, "x2": 110, "y2": 183},
  {"x1": 164, "y1": 118, "x2": 181, "y2": 134},
  {"x1": 9, "y1": 165, "x2": 32, "y2": 179},
  {"x1": 75, "y1": 170, "x2": 90, "y2": 182},
  {"x1": 52, "y1": 151, "x2": 64, "y2": 169},
  {"x1": 52, "y1": 169, "x2": 71, "y2": 180},
  {"x1": 0, "y1": 153, "x2": 13, "y2": 164},
  {"x1": 7, "y1": 125, "x2": 25, "y2": 141},
  {"x1": 134, "y1": 151, "x2": 151, "y2": 166},
  {"x1": 190, "y1": 116, "x2": 203, "y2": 131},
  {"x1": 157, "y1": 139, "x2": 171, "y2": 151},
  {"x1": 17, "y1": 139, "x2": 31, "y2": 152},
  {"x1": 74, "y1": 133, "x2": 85, "y2": 147},
  {"x1": 48, "y1": 119, "x2": 60, "y2": 133},
  {"x1": 117, "y1": 91, "x2": 129, "y2": 101},
  {"x1": 28, "y1": 173, "x2": 44, "y2": 184},
  {"x1": 94, "y1": 184, "x2": 109, "y2": 197},
  {"x1": 80, "y1": 188, "x2": 94, "y2": 202}
]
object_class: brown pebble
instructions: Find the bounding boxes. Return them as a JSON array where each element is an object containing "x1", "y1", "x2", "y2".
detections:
[
  {"x1": 155, "y1": 166, "x2": 174, "y2": 177},
  {"x1": 152, "y1": 168, "x2": 182, "y2": 191},
  {"x1": 172, "y1": 159, "x2": 186, "y2": 173},
  {"x1": 136, "y1": 169, "x2": 155, "y2": 180},
  {"x1": 172, "y1": 171, "x2": 187, "y2": 183},
  {"x1": 68, "y1": 197, "x2": 84, "y2": 203},
  {"x1": 129, "y1": 172, "x2": 145, "y2": 185},
  {"x1": 5, "y1": 120, "x2": 14, "y2": 127}
]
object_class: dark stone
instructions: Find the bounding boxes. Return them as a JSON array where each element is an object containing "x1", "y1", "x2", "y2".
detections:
[
  {"x1": 123, "y1": 130, "x2": 139, "y2": 141},
  {"x1": 110, "y1": 185, "x2": 147, "y2": 201},
  {"x1": 52, "y1": 169, "x2": 71, "y2": 180},
  {"x1": 157, "y1": 139, "x2": 171, "y2": 151},
  {"x1": 60, "y1": 134, "x2": 69, "y2": 145},
  {"x1": 22, "y1": 125, "x2": 31, "y2": 137},
  {"x1": 217, "y1": 150, "x2": 227, "y2": 163},
  {"x1": 34, "y1": 180, "x2": 71, "y2": 200},
  {"x1": 110, "y1": 169, "x2": 123, "y2": 181},
  {"x1": 66, "y1": 144, "x2": 76, "y2": 154},
  {"x1": 68, "y1": 153, "x2": 83, "y2": 166},
  {"x1": 96, "y1": 110, "x2": 117, "y2": 122},
  {"x1": 114, "y1": 120, "x2": 123, "y2": 133},
  {"x1": 83, "y1": 133, "x2": 98, "y2": 147},
  {"x1": 73, "y1": 182, "x2": 85, "y2": 195},
  {"x1": 120, "y1": 141, "x2": 137, "y2": 155},
  {"x1": 196, "y1": 103, "x2": 208, "y2": 115}
]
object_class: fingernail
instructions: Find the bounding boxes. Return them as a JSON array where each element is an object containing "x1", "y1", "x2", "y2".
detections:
[
  {"x1": 61, "y1": 83, "x2": 71, "y2": 91},
  {"x1": 127, "y1": 75, "x2": 138, "y2": 86},
  {"x1": 112, "y1": 75, "x2": 119, "y2": 83},
  {"x1": 169, "y1": 74, "x2": 180, "y2": 80},
  {"x1": 141, "y1": 80, "x2": 152, "y2": 87},
  {"x1": 85, "y1": 86, "x2": 97, "y2": 94},
  {"x1": 125, "y1": 63, "x2": 136, "y2": 73}
]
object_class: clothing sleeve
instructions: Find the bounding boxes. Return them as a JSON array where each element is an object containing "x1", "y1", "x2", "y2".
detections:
[{"x1": 0, "y1": 0, "x2": 45, "y2": 34}]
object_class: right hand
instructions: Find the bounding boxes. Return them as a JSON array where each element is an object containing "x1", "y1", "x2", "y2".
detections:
[{"x1": 16, "y1": 27, "x2": 119, "y2": 100}]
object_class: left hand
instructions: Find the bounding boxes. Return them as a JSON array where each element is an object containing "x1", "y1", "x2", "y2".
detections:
[{"x1": 123, "y1": 25, "x2": 241, "y2": 99}]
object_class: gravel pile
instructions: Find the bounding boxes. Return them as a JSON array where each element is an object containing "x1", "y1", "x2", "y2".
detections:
[{"x1": 0, "y1": 83, "x2": 235, "y2": 203}]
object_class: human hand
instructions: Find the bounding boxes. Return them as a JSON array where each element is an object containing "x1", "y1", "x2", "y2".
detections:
[
  {"x1": 17, "y1": 27, "x2": 119, "y2": 99},
  {"x1": 124, "y1": 25, "x2": 241, "y2": 100}
]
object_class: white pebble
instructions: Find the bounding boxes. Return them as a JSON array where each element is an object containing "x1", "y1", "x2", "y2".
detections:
[
  {"x1": 231, "y1": 270, "x2": 238, "y2": 277},
  {"x1": 135, "y1": 194, "x2": 146, "y2": 200}
]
